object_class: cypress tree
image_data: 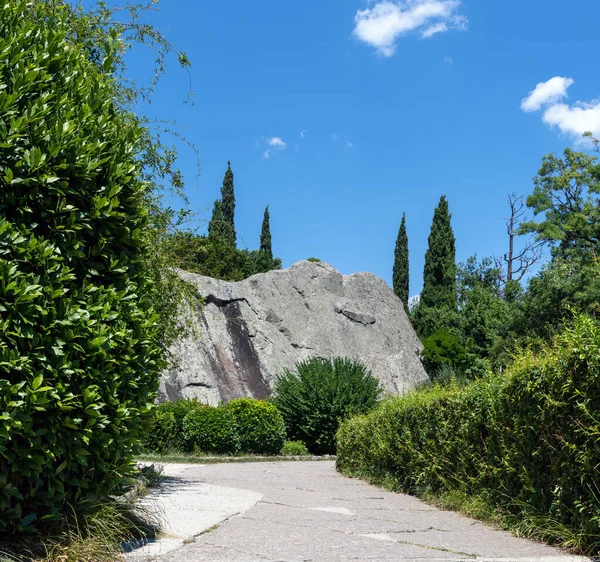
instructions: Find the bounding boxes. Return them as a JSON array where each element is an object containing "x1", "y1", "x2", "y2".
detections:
[
  {"x1": 207, "y1": 199, "x2": 224, "y2": 239},
  {"x1": 420, "y1": 195, "x2": 457, "y2": 312},
  {"x1": 220, "y1": 161, "x2": 236, "y2": 245},
  {"x1": 259, "y1": 206, "x2": 273, "y2": 262},
  {"x1": 393, "y1": 213, "x2": 409, "y2": 311},
  {"x1": 256, "y1": 206, "x2": 274, "y2": 273}
]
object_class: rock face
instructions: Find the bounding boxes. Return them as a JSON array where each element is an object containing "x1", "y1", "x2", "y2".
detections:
[{"x1": 159, "y1": 261, "x2": 428, "y2": 404}]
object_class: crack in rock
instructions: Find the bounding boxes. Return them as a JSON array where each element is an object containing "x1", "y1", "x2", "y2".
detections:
[
  {"x1": 291, "y1": 342, "x2": 314, "y2": 351},
  {"x1": 184, "y1": 381, "x2": 213, "y2": 390}
]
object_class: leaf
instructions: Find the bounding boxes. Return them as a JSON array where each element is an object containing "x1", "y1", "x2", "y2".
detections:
[
  {"x1": 21, "y1": 513, "x2": 37, "y2": 527},
  {"x1": 31, "y1": 375, "x2": 43, "y2": 391}
]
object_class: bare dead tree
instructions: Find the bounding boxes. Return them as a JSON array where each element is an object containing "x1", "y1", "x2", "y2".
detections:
[{"x1": 497, "y1": 193, "x2": 543, "y2": 283}]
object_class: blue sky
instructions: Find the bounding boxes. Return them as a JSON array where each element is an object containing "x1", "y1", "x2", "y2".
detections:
[{"x1": 118, "y1": 0, "x2": 600, "y2": 295}]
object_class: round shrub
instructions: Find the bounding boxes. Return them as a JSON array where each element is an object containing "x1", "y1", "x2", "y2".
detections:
[
  {"x1": 0, "y1": 2, "x2": 161, "y2": 533},
  {"x1": 144, "y1": 400, "x2": 207, "y2": 453},
  {"x1": 272, "y1": 357, "x2": 382, "y2": 455},
  {"x1": 182, "y1": 408, "x2": 239, "y2": 455},
  {"x1": 280, "y1": 440, "x2": 309, "y2": 456},
  {"x1": 225, "y1": 399, "x2": 286, "y2": 455},
  {"x1": 421, "y1": 329, "x2": 467, "y2": 377}
]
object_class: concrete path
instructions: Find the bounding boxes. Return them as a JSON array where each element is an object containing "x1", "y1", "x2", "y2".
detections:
[{"x1": 127, "y1": 461, "x2": 590, "y2": 562}]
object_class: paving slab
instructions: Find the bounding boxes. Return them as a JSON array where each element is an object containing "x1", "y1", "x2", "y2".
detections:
[
  {"x1": 125, "y1": 461, "x2": 592, "y2": 562},
  {"x1": 124, "y1": 463, "x2": 263, "y2": 560}
]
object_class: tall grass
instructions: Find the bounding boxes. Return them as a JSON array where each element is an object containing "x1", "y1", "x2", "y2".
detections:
[{"x1": 0, "y1": 465, "x2": 164, "y2": 562}]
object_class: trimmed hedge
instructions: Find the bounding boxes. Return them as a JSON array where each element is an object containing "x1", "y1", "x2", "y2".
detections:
[
  {"x1": 182, "y1": 407, "x2": 239, "y2": 455},
  {"x1": 225, "y1": 399, "x2": 286, "y2": 455},
  {"x1": 144, "y1": 400, "x2": 207, "y2": 453},
  {"x1": 0, "y1": 1, "x2": 161, "y2": 533},
  {"x1": 336, "y1": 316, "x2": 600, "y2": 554},
  {"x1": 145, "y1": 398, "x2": 286, "y2": 456}
]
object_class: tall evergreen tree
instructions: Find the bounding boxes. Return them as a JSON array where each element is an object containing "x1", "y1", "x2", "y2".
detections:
[
  {"x1": 420, "y1": 195, "x2": 456, "y2": 311},
  {"x1": 220, "y1": 160, "x2": 236, "y2": 245},
  {"x1": 414, "y1": 195, "x2": 457, "y2": 337},
  {"x1": 208, "y1": 199, "x2": 224, "y2": 239},
  {"x1": 255, "y1": 206, "x2": 275, "y2": 273},
  {"x1": 393, "y1": 213, "x2": 409, "y2": 311},
  {"x1": 259, "y1": 206, "x2": 274, "y2": 262}
]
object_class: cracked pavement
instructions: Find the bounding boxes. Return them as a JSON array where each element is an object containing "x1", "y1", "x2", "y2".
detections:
[{"x1": 129, "y1": 461, "x2": 590, "y2": 562}]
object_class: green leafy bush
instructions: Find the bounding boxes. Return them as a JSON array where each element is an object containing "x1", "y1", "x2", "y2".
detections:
[
  {"x1": 337, "y1": 316, "x2": 600, "y2": 554},
  {"x1": 421, "y1": 329, "x2": 467, "y2": 377},
  {"x1": 0, "y1": 1, "x2": 161, "y2": 534},
  {"x1": 280, "y1": 440, "x2": 309, "y2": 456},
  {"x1": 225, "y1": 399, "x2": 286, "y2": 455},
  {"x1": 182, "y1": 408, "x2": 239, "y2": 455},
  {"x1": 273, "y1": 357, "x2": 381, "y2": 455},
  {"x1": 144, "y1": 400, "x2": 207, "y2": 453}
]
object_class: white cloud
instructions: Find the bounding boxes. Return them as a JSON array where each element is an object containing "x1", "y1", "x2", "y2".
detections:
[
  {"x1": 521, "y1": 77, "x2": 600, "y2": 141},
  {"x1": 521, "y1": 76, "x2": 574, "y2": 112},
  {"x1": 542, "y1": 101, "x2": 600, "y2": 139},
  {"x1": 268, "y1": 137, "x2": 286, "y2": 148},
  {"x1": 262, "y1": 137, "x2": 287, "y2": 159},
  {"x1": 353, "y1": 0, "x2": 468, "y2": 57},
  {"x1": 300, "y1": 129, "x2": 307, "y2": 138},
  {"x1": 346, "y1": 142, "x2": 354, "y2": 148},
  {"x1": 444, "y1": 55, "x2": 453, "y2": 65},
  {"x1": 422, "y1": 21, "x2": 447, "y2": 38}
]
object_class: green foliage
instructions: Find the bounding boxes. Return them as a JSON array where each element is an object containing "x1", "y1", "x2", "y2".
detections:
[
  {"x1": 337, "y1": 315, "x2": 600, "y2": 555},
  {"x1": 421, "y1": 330, "x2": 467, "y2": 377},
  {"x1": 393, "y1": 213, "x2": 410, "y2": 311},
  {"x1": 168, "y1": 228, "x2": 282, "y2": 282},
  {"x1": 512, "y1": 255, "x2": 600, "y2": 343},
  {"x1": 0, "y1": 467, "x2": 161, "y2": 561},
  {"x1": 53, "y1": 0, "x2": 200, "y2": 361},
  {"x1": 183, "y1": 166, "x2": 282, "y2": 281},
  {"x1": 272, "y1": 358, "x2": 382, "y2": 455},
  {"x1": 254, "y1": 206, "x2": 280, "y2": 274},
  {"x1": 306, "y1": 257, "x2": 322, "y2": 263},
  {"x1": 521, "y1": 148, "x2": 599, "y2": 255},
  {"x1": 220, "y1": 162, "x2": 236, "y2": 246},
  {"x1": 144, "y1": 399, "x2": 206, "y2": 453},
  {"x1": 414, "y1": 195, "x2": 457, "y2": 337},
  {"x1": 208, "y1": 199, "x2": 226, "y2": 239},
  {"x1": 189, "y1": 234, "x2": 256, "y2": 281},
  {"x1": 280, "y1": 440, "x2": 309, "y2": 456},
  {"x1": 207, "y1": 162, "x2": 236, "y2": 246},
  {"x1": 225, "y1": 399, "x2": 286, "y2": 455},
  {"x1": 144, "y1": 409, "x2": 178, "y2": 455},
  {"x1": 0, "y1": 1, "x2": 162, "y2": 533},
  {"x1": 508, "y1": 147, "x2": 600, "y2": 342},
  {"x1": 259, "y1": 206, "x2": 273, "y2": 260},
  {"x1": 145, "y1": 399, "x2": 287, "y2": 456},
  {"x1": 456, "y1": 256, "x2": 513, "y2": 371},
  {"x1": 182, "y1": 407, "x2": 239, "y2": 455}
]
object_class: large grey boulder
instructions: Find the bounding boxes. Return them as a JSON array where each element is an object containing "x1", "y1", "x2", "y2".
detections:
[{"x1": 159, "y1": 261, "x2": 428, "y2": 404}]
